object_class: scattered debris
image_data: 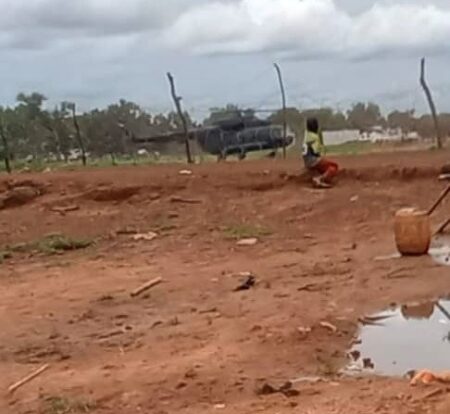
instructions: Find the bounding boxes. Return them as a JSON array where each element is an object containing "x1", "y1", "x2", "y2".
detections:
[
  {"x1": 290, "y1": 376, "x2": 325, "y2": 384},
  {"x1": 214, "y1": 403, "x2": 226, "y2": 409},
  {"x1": 363, "y1": 358, "x2": 374, "y2": 369},
  {"x1": 234, "y1": 275, "x2": 256, "y2": 292},
  {"x1": 298, "y1": 282, "x2": 324, "y2": 292},
  {"x1": 184, "y1": 368, "x2": 197, "y2": 379},
  {"x1": 176, "y1": 381, "x2": 187, "y2": 389},
  {"x1": 358, "y1": 314, "x2": 393, "y2": 326},
  {"x1": 296, "y1": 276, "x2": 355, "y2": 292},
  {"x1": 97, "y1": 330, "x2": 125, "y2": 340},
  {"x1": 116, "y1": 227, "x2": 139, "y2": 235},
  {"x1": 169, "y1": 196, "x2": 202, "y2": 204},
  {"x1": 344, "y1": 243, "x2": 357, "y2": 251},
  {"x1": 8, "y1": 363, "x2": 50, "y2": 394},
  {"x1": 410, "y1": 370, "x2": 450, "y2": 386},
  {"x1": 319, "y1": 321, "x2": 338, "y2": 333},
  {"x1": 98, "y1": 295, "x2": 114, "y2": 302},
  {"x1": 297, "y1": 326, "x2": 312, "y2": 338},
  {"x1": 130, "y1": 277, "x2": 163, "y2": 298},
  {"x1": 384, "y1": 267, "x2": 414, "y2": 280},
  {"x1": 236, "y1": 238, "x2": 258, "y2": 246},
  {"x1": 199, "y1": 307, "x2": 218, "y2": 314},
  {"x1": 415, "y1": 387, "x2": 449, "y2": 401},
  {"x1": 234, "y1": 271, "x2": 255, "y2": 278},
  {"x1": 168, "y1": 317, "x2": 180, "y2": 326},
  {"x1": 131, "y1": 232, "x2": 158, "y2": 242},
  {"x1": 374, "y1": 253, "x2": 402, "y2": 262},
  {"x1": 50, "y1": 205, "x2": 80, "y2": 214},
  {"x1": 256, "y1": 381, "x2": 300, "y2": 397},
  {"x1": 349, "y1": 350, "x2": 361, "y2": 361}
]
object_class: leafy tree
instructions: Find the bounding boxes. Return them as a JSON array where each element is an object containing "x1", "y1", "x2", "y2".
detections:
[
  {"x1": 16, "y1": 92, "x2": 49, "y2": 159},
  {"x1": 347, "y1": 102, "x2": 384, "y2": 131},
  {"x1": 387, "y1": 110, "x2": 415, "y2": 134},
  {"x1": 204, "y1": 104, "x2": 252, "y2": 126},
  {"x1": 270, "y1": 107, "x2": 303, "y2": 138},
  {"x1": 0, "y1": 107, "x2": 11, "y2": 173}
]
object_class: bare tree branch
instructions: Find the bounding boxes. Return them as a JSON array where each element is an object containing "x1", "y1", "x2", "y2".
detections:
[
  {"x1": 274, "y1": 63, "x2": 287, "y2": 159},
  {"x1": 420, "y1": 58, "x2": 442, "y2": 149},
  {"x1": 167, "y1": 72, "x2": 193, "y2": 164},
  {"x1": 0, "y1": 115, "x2": 12, "y2": 173},
  {"x1": 68, "y1": 103, "x2": 87, "y2": 166}
]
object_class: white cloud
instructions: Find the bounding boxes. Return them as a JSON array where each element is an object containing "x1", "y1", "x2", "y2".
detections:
[
  {"x1": 1, "y1": 0, "x2": 449, "y2": 59},
  {"x1": 166, "y1": 0, "x2": 450, "y2": 59},
  {"x1": 0, "y1": 0, "x2": 449, "y2": 112}
]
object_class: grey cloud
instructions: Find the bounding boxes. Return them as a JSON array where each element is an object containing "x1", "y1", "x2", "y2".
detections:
[
  {"x1": 166, "y1": 0, "x2": 450, "y2": 60},
  {"x1": 1, "y1": 0, "x2": 450, "y2": 114},
  {"x1": 0, "y1": 0, "x2": 197, "y2": 31},
  {"x1": 0, "y1": 0, "x2": 209, "y2": 50}
]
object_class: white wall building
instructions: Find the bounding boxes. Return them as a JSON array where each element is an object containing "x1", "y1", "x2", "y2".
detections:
[
  {"x1": 323, "y1": 127, "x2": 420, "y2": 145},
  {"x1": 322, "y1": 129, "x2": 360, "y2": 146}
]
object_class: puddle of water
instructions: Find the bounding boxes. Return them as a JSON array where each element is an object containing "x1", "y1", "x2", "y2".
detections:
[
  {"x1": 429, "y1": 235, "x2": 450, "y2": 267},
  {"x1": 374, "y1": 235, "x2": 450, "y2": 266},
  {"x1": 347, "y1": 300, "x2": 450, "y2": 377}
]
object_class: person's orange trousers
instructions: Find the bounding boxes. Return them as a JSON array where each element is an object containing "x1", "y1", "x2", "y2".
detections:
[{"x1": 314, "y1": 158, "x2": 339, "y2": 182}]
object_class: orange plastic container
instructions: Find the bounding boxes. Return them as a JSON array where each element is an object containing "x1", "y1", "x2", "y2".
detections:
[{"x1": 394, "y1": 208, "x2": 431, "y2": 255}]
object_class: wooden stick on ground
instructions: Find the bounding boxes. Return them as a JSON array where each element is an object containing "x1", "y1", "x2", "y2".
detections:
[
  {"x1": 7, "y1": 364, "x2": 50, "y2": 395},
  {"x1": 169, "y1": 196, "x2": 202, "y2": 204},
  {"x1": 130, "y1": 277, "x2": 163, "y2": 298}
]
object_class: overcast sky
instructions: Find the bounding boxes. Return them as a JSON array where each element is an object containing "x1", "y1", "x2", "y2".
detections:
[{"x1": 1, "y1": 0, "x2": 450, "y2": 118}]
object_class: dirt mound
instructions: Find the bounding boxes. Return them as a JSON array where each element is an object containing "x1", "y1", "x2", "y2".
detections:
[
  {"x1": 0, "y1": 186, "x2": 42, "y2": 209},
  {"x1": 441, "y1": 164, "x2": 450, "y2": 174},
  {"x1": 229, "y1": 166, "x2": 440, "y2": 192},
  {"x1": 0, "y1": 180, "x2": 46, "y2": 209},
  {"x1": 340, "y1": 166, "x2": 439, "y2": 181},
  {"x1": 81, "y1": 185, "x2": 142, "y2": 202}
]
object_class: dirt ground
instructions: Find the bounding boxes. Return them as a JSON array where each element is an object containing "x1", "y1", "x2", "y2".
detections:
[{"x1": 1, "y1": 150, "x2": 450, "y2": 414}]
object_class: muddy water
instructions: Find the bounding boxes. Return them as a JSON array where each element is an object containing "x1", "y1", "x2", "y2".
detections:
[
  {"x1": 347, "y1": 300, "x2": 450, "y2": 376},
  {"x1": 429, "y1": 235, "x2": 450, "y2": 266},
  {"x1": 374, "y1": 235, "x2": 450, "y2": 266}
]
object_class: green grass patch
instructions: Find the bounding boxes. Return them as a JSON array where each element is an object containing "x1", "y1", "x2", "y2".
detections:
[
  {"x1": 222, "y1": 224, "x2": 272, "y2": 240},
  {"x1": 1, "y1": 234, "x2": 93, "y2": 260},
  {"x1": 324, "y1": 140, "x2": 376, "y2": 156},
  {"x1": 42, "y1": 395, "x2": 96, "y2": 414},
  {"x1": 36, "y1": 234, "x2": 93, "y2": 254},
  {"x1": 0, "y1": 153, "x2": 215, "y2": 173}
]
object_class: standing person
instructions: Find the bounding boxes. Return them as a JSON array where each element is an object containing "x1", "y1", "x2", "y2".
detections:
[{"x1": 302, "y1": 117, "x2": 339, "y2": 188}]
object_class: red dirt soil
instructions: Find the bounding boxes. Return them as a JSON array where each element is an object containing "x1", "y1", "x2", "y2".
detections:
[{"x1": 1, "y1": 151, "x2": 450, "y2": 414}]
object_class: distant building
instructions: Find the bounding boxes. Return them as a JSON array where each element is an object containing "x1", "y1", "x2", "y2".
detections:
[
  {"x1": 360, "y1": 126, "x2": 419, "y2": 142},
  {"x1": 323, "y1": 127, "x2": 420, "y2": 146},
  {"x1": 322, "y1": 129, "x2": 360, "y2": 146}
]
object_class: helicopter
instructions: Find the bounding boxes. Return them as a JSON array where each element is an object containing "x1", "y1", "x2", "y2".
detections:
[{"x1": 130, "y1": 110, "x2": 295, "y2": 161}]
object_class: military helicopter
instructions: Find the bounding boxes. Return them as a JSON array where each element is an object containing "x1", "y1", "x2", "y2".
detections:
[{"x1": 130, "y1": 109, "x2": 295, "y2": 160}]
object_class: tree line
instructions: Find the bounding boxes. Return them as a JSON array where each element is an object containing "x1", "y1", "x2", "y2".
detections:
[
  {"x1": 0, "y1": 93, "x2": 195, "y2": 172},
  {"x1": 270, "y1": 103, "x2": 450, "y2": 142},
  {"x1": 0, "y1": 94, "x2": 447, "y2": 172}
]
